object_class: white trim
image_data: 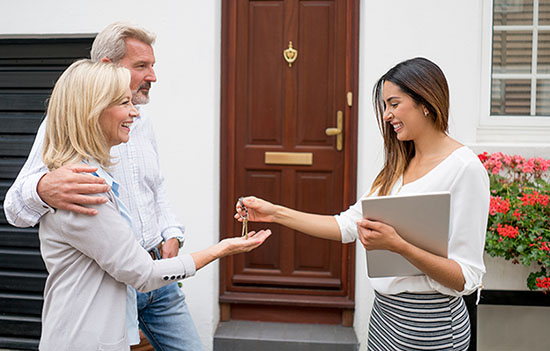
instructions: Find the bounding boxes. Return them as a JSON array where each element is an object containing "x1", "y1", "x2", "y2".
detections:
[
  {"x1": 492, "y1": 73, "x2": 550, "y2": 79},
  {"x1": 493, "y1": 25, "x2": 550, "y2": 31},
  {"x1": 477, "y1": 0, "x2": 550, "y2": 144},
  {"x1": 479, "y1": 0, "x2": 494, "y2": 130},
  {"x1": 530, "y1": 0, "x2": 539, "y2": 114},
  {"x1": 476, "y1": 123, "x2": 550, "y2": 143}
]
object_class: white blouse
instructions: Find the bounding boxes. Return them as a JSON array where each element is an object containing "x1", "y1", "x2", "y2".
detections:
[{"x1": 335, "y1": 146, "x2": 490, "y2": 296}]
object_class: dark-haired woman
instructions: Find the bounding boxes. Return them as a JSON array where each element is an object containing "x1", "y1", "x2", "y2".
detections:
[{"x1": 235, "y1": 57, "x2": 489, "y2": 350}]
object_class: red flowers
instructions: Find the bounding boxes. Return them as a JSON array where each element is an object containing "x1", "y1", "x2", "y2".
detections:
[
  {"x1": 490, "y1": 196, "x2": 510, "y2": 215},
  {"x1": 496, "y1": 224, "x2": 519, "y2": 239},
  {"x1": 513, "y1": 209, "x2": 523, "y2": 220},
  {"x1": 535, "y1": 277, "x2": 550, "y2": 290},
  {"x1": 520, "y1": 191, "x2": 549, "y2": 207},
  {"x1": 479, "y1": 152, "x2": 550, "y2": 178},
  {"x1": 478, "y1": 152, "x2": 489, "y2": 163},
  {"x1": 480, "y1": 152, "x2": 550, "y2": 292}
]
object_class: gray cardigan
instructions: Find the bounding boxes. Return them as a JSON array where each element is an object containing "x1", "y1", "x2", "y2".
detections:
[{"x1": 38, "y1": 190, "x2": 196, "y2": 351}]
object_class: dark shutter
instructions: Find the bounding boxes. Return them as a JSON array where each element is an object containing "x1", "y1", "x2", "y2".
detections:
[{"x1": 0, "y1": 38, "x2": 93, "y2": 350}]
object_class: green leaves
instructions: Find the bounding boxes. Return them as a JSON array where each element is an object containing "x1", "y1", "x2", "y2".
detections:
[{"x1": 481, "y1": 152, "x2": 550, "y2": 291}]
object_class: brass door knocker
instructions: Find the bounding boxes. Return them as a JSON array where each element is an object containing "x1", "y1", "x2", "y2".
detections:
[{"x1": 283, "y1": 41, "x2": 298, "y2": 67}]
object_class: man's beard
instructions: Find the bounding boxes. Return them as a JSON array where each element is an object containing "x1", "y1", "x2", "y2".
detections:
[{"x1": 132, "y1": 82, "x2": 151, "y2": 105}]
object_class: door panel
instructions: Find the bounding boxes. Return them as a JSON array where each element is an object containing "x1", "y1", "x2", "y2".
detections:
[
  {"x1": 221, "y1": 0, "x2": 359, "y2": 323},
  {"x1": 297, "y1": 1, "x2": 338, "y2": 147},
  {"x1": 241, "y1": 170, "x2": 283, "y2": 272},
  {"x1": 247, "y1": 2, "x2": 285, "y2": 145},
  {"x1": 294, "y1": 171, "x2": 340, "y2": 279}
]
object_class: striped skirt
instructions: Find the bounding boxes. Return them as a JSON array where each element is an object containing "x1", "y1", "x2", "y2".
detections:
[{"x1": 368, "y1": 291, "x2": 470, "y2": 351}]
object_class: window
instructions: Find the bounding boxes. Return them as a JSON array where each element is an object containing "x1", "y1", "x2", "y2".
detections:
[
  {"x1": 492, "y1": 0, "x2": 550, "y2": 116},
  {"x1": 478, "y1": 0, "x2": 550, "y2": 143}
]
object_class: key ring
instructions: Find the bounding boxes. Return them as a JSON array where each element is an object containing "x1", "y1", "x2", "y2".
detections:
[
  {"x1": 238, "y1": 197, "x2": 249, "y2": 239},
  {"x1": 238, "y1": 197, "x2": 248, "y2": 219}
]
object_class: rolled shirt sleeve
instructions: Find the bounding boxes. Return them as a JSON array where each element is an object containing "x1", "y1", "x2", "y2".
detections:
[
  {"x1": 334, "y1": 198, "x2": 362, "y2": 244},
  {"x1": 427, "y1": 160, "x2": 490, "y2": 296},
  {"x1": 4, "y1": 120, "x2": 54, "y2": 227}
]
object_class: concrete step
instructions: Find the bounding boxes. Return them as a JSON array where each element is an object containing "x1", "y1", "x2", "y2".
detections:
[{"x1": 214, "y1": 320, "x2": 359, "y2": 351}]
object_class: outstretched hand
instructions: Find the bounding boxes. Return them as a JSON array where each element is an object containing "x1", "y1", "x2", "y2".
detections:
[
  {"x1": 37, "y1": 164, "x2": 110, "y2": 215},
  {"x1": 190, "y1": 229, "x2": 272, "y2": 271},
  {"x1": 234, "y1": 196, "x2": 276, "y2": 223},
  {"x1": 219, "y1": 229, "x2": 272, "y2": 256}
]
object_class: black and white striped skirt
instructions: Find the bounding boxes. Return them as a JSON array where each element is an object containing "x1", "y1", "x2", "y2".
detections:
[{"x1": 368, "y1": 291, "x2": 470, "y2": 351}]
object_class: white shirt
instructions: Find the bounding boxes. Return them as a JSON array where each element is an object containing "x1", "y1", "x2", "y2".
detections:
[
  {"x1": 3, "y1": 107, "x2": 184, "y2": 251},
  {"x1": 335, "y1": 146, "x2": 490, "y2": 296}
]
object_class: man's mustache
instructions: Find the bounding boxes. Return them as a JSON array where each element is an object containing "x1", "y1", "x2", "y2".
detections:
[{"x1": 136, "y1": 82, "x2": 151, "y2": 92}]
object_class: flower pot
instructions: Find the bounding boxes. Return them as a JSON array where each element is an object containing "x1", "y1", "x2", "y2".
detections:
[{"x1": 483, "y1": 253, "x2": 540, "y2": 290}]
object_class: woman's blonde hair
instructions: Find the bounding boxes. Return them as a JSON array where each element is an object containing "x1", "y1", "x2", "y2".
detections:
[
  {"x1": 42, "y1": 59, "x2": 131, "y2": 170},
  {"x1": 370, "y1": 57, "x2": 450, "y2": 196}
]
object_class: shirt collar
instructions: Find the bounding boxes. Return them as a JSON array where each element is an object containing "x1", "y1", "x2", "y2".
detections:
[
  {"x1": 135, "y1": 105, "x2": 144, "y2": 121},
  {"x1": 84, "y1": 159, "x2": 120, "y2": 197}
]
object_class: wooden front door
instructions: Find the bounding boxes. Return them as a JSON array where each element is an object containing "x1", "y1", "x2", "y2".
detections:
[{"x1": 220, "y1": 0, "x2": 359, "y2": 325}]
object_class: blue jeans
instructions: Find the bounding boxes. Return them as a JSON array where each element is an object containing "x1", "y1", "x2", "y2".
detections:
[{"x1": 136, "y1": 283, "x2": 203, "y2": 351}]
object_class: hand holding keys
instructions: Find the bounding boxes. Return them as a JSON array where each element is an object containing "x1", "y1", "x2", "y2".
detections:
[{"x1": 238, "y1": 197, "x2": 249, "y2": 239}]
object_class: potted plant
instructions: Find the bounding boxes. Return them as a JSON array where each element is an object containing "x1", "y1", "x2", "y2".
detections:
[{"x1": 478, "y1": 152, "x2": 550, "y2": 292}]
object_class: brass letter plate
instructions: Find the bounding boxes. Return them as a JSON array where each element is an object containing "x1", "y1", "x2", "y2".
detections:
[{"x1": 264, "y1": 152, "x2": 313, "y2": 166}]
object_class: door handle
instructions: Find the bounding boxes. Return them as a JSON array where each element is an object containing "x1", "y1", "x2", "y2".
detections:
[{"x1": 325, "y1": 110, "x2": 343, "y2": 151}]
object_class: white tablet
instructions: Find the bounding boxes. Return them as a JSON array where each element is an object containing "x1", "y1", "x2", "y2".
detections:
[{"x1": 361, "y1": 191, "x2": 451, "y2": 278}]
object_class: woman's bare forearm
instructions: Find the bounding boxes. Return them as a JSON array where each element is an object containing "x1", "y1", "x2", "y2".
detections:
[
  {"x1": 397, "y1": 241, "x2": 465, "y2": 291},
  {"x1": 190, "y1": 245, "x2": 222, "y2": 271},
  {"x1": 190, "y1": 230, "x2": 272, "y2": 271},
  {"x1": 273, "y1": 205, "x2": 342, "y2": 241}
]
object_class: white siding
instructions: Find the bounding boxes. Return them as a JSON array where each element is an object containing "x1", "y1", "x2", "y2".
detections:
[{"x1": 2, "y1": 1, "x2": 548, "y2": 350}]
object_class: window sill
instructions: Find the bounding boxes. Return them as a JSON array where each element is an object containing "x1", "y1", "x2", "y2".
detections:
[{"x1": 476, "y1": 124, "x2": 550, "y2": 144}]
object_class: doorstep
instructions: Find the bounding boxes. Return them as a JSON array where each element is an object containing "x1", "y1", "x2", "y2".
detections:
[{"x1": 213, "y1": 320, "x2": 359, "y2": 351}]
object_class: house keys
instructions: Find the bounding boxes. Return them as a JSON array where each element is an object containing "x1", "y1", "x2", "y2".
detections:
[{"x1": 238, "y1": 197, "x2": 249, "y2": 239}]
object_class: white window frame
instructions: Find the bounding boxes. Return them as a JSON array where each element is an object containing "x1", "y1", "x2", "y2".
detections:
[{"x1": 478, "y1": 0, "x2": 550, "y2": 143}]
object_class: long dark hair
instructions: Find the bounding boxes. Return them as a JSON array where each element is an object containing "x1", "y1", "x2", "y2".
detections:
[{"x1": 370, "y1": 57, "x2": 450, "y2": 196}]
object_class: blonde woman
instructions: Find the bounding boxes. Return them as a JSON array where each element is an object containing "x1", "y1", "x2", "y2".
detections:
[
  {"x1": 236, "y1": 58, "x2": 489, "y2": 350},
  {"x1": 38, "y1": 59, "x2": 271, "y2": 351}
]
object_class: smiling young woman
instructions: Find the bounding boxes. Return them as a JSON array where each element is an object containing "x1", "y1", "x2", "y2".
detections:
[{"x1": 236, "y1": 58, "x2": 490, "y2": 350}]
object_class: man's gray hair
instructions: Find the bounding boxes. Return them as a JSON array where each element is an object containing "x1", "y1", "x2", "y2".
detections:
[{"x1": 90, "y1": 21, "x2": 156, "y2": 63}]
